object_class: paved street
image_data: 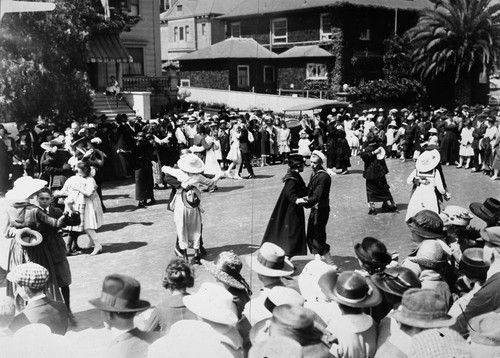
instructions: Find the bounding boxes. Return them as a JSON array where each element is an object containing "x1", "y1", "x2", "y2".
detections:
[{"x1": 0, "y1": 157, "x2": 498, "y2": 350}]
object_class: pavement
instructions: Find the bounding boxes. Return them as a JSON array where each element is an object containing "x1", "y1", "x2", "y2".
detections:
[{"x1": 0, "y1": 157, "x2": 498, "y2": 350}]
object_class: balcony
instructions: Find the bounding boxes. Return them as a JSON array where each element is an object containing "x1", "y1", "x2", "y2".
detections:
[{"x1": 122, "y1": 76, "x2": 173, "y2": 93}]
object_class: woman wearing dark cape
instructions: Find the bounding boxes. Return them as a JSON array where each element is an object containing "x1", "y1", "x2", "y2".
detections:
[{"x1": 261, "y1": 154, "x2": 307, "y2": 258}]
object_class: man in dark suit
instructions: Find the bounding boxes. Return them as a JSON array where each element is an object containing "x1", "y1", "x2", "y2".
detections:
[
  {"x1": 89, "y1": 274, "x2": 159, "y2": 358},
  {"x1": 238, "y1": 121, "x2": 255, "y2": 179},
  {"x1": 7, "y1": 262, "x2": 68, "y2": 335},
  {"x1": 218, "y1": 120, "x2": 230, "y2": 170},
  {"x1": 452, "y1": 226, "x2": 500, "y2": 336},
  {"x1": 304, "y1": 150, "x2": 336, "y2": 267},
  {"x1": 471, "y1": 114, "x2": 487, "y2": 172}
]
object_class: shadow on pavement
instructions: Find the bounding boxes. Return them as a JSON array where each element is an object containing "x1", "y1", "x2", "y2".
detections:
[
  {"x1": 103, "y1": 241, "x2": 148, "y2": 254},
  {"x1": 216, "y1": 185, "x2": 245, "y2": 193},
  {"x1": 343, "y1": 169, "x2": 363, "y2": 175},
  {"x1": 102, "y1": 178, "x2": 134, "y2": 189},
  {"x1": 205, "y1": 243, "x2": 260, "y2": 258},
  {"x1": 105, "y1": 205, "x2": 141, "y2": 213},
  {"x1": 254, "y1": 174, "x2": 275, "y2": 178},
  {"x1": 99, "y1": 221, "x2": 154, "y2": 233},
  {"x1": 102, "y1": 193, "x2": 130, "y2": 200},
  {"x1": 396, "y1": 203, "x2": 408, "y2": 211}
]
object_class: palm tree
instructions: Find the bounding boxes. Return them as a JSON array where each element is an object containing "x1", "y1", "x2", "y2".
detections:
[{"x1": 407, "y1": 0, "x2": 500, "y2": 104}]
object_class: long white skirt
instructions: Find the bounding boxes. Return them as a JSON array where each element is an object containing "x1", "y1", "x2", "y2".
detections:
[
  {"x1": 405, "y1": 185, "x2": 439, "y2": 221},
  {"x1": 173, "y1": 193, "x2": 202, "y2": 250}
]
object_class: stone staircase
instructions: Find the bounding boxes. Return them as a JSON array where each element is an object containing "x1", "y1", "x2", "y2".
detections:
[{"x1": 91, "y1": 92, "x2": 136, "y2": 121}]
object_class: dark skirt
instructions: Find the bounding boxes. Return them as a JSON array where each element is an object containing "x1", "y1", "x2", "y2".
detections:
[
  {"x1": 440, "y1": 131, "x2": 459, "y2": 163},
  {"x1": 366, "y1": 176, "x2": 393, "y2": 203},
  {"x1": 135, "y1": 166, "x2": 154, "y2": 201}
]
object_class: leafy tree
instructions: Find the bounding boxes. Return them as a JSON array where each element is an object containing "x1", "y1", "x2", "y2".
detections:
[
  {"x1": 407, "y1": 0, "x2": 500, "y2": 104},
  {"x1": 0, "y1": 0, "x2": 138, "y2": 126},
  {"x1": 351, "y1": 35, "x2": 426, "y2": 104}
]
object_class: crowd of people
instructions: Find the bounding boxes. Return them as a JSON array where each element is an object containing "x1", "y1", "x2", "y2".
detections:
[{"x1": 0, "y1": 103, "x2": 500, "y2": 357}]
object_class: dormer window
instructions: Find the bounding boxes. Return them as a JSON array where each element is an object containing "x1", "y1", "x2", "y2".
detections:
[{"x1": 177, "y1": 4, "x2": 182, "y2": 12}]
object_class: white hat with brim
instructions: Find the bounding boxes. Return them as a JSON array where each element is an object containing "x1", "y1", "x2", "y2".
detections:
[
  {"x1": 177, "y1": 153, "x2": 205, "y2": 174},
  {"x1": 15, "y1": 228, "x2": 43, "y2": 247},
  {"x1": 183, "y1": 282, "x2": 238, "y2": 326},
  {"x1": 311, "y1": 150, "x2": 327, "y2": 165},
  {"x1": 416, "y1": 149, "x2": 440, "y2": 172},
  {"x1": 245, "y1": 242, "x2": 294, "y2": 277},
  {"x1": 376, "y1": 147, "x2": 386, "y2": 160},
  {"x1": 5, "y1": 177, "x2": 47, "y2": 202}
]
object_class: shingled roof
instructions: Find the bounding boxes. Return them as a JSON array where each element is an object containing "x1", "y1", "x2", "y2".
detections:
[
  {"x1": 279, "y1": 45, "x2": 334, "y2": 58},
  {"x1": 218, "y1": 0, "x2": 434, "y2": 19},
  {"x1": 161, "y1": 0, "x2": 238, "y2": 21},
  {"x1": 177, "y1": 37, "x2": 278, "y2": 60}
]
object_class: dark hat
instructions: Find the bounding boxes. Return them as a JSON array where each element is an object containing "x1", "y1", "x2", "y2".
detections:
[
  {"x1": 470, "y1": 198, "x2": 500, "y2": 224},
  {"x1": 470, "y1": 311, "x2": 500, "y2": 346},
  {"x1": 270, "y1": 304, "x2": 324, "y2": 346},
  {"x1": 390, "y1": 288, "x2": 455, "y2": 328},
  {"x1": 459, "y1": 248, "x2": 489, "y2": 280},
  {"x1": 318, "y1": 271, "x2": 382, "y2": 308},
  {"x1": 480, "y1": 227, "x2": 500, "y2": 247},
  {"x1": 288, "y1": 154, "x2": 304, "y2": 169},
  {"x1": 407, "y1": 210, "x2": 444, "y2": 240},
  {"x1": 89, "y1": 274, "x2": 150, "y2": 312},
  {"x1": 371, "y1": 266, "x2": 421, "y2": 297},
  {"x1": 354, "y1": 237, "x2": 392, "y2": 267}
]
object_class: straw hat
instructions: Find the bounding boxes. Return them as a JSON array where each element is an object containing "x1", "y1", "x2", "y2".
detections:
[
  {"x1": 89, "y1": 274, "x2": 150, "y2": 313},
  {"x1": 416, "y1": 149, "x2": 440, "y2": 172},
  {"x1": 311, "y1": 150, "x2": 327, "y2": 165},
  {"x1": 470, "y1": 198, "x2": 500, "y2": 224},
  {"x1": 441, "y1": 206, "x2": 472, "y2": 227},
  {"x1": 391, "y1": 288, "x2": 455, "y2": 328},
  {"x1": 246, "y1": 242, "x2": 294, "y2": 277},
  {"x1": 480, "y1": 227, "x2": 500, "y2": 247},
  {"x1": 470, "y1": 311, "x2": 500, "y2": 346},
  {"x1": 318, "y1": 271, "x2": 382, "y2": 308},
  {"x1": 183, "y1": 282, "x2": 238, "y2": 326},
  {"x1": 202, "y1": 251, "x2": 247, "y2": 290},
  {"x1": 372, "y1": 266, "x2": 421, "y2": 297},
  {"x1": 459, "y1": 248, "x2": 489, "y2": 281},
  {"x1": 5, "y1": 176, "x2": 47, "y2": 202},
  {"x1": 407, "y1": 210, "x2": 444, "y2": 239},
  {"x1": 15, "y1": 228, "x2": 43, "y2": 247},
  {"x1": 177, "y1": 153, "x2": 205, "y2": 174},
  {"x1": 409, "y1": 240, "x2": 448, "y2": 269}
]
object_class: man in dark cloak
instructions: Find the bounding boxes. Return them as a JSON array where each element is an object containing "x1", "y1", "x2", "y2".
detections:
[{"x1": 261, "y1": 154, "x2": 307, "y2": 257}]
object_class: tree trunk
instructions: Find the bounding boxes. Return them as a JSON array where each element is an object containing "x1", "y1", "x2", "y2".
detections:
[{"x1": 454, "y1": 75, "x2": 473, "y2": 106}]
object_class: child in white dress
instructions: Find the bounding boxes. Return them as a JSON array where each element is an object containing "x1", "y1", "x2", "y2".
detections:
[{"x1": 297, "y1": 130, "x2": 312, "y2": 164}]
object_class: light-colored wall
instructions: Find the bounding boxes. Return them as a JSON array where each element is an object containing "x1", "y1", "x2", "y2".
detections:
[
  {"x1": 196, "y1": 19, "x2": 211, "y2": 49},
  {"x1": 178, "y1": 86, "x2": 334, "y2": 112},
  {"x1": 121, "y1": 0, "x2": 162, "y2": 76},
  {"x1": 168, "y1": 18, "x2": 196, "y2": 51},
  {"x1": 160, "y1": 23, "x2": 169, "y2": 61}
]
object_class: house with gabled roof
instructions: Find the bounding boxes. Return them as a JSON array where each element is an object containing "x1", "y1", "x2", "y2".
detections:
[
  {"x1": 177, "y1": 37, "x2": 278, "y2": 93},
  {"x1": 159, "y1": 0, "x2": 238, "y2": 63},
  {"x1": 217, "y1": 0, "x2": 433, "y2": 91}
]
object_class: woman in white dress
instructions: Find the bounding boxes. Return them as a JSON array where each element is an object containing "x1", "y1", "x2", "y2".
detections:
[
  {"x1": 201, "y1": 126, "x2": 222, "y2": 177},
  {"x1": 277, "y1": 121, "x2": 291, "y2": 162},
  {"x1": 225, "y1": 125, "x2": 243, "y2": 179},
  {"x1": 162, "y1": 154, "x2": 221, "y2": 264},
  {"x1": 457, "y1": 121, "x2": 474, "y2": 169},
  {"x1": 57, "y1": 161, "x2": 103, "y2": 255},
  {"x1": 405, "y1": 150, "x2": 446, "y2": 221}
]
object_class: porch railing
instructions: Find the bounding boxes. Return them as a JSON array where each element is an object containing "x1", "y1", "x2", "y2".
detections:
[{"x1": 122, "y1": 76, "x2": 173, "y2": 93}]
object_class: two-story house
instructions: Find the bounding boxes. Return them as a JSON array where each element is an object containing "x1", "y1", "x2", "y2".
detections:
[
  {"x1": 160, "y1": 0, "x2": 237, "y2": 63},
  {"x1": 202, "y1": 0, "x2": 432, "y2": 94}
]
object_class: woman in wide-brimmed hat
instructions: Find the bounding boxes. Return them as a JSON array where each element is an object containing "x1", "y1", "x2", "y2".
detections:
[
  {"x1": 202, "y1": 251, "x2": 252, "y2": 318},
  {"x1": 162, "y1": 153, "x2": 223, "y2": 264},
  {"x1": 354, "y1": 237, "x2": 393, "y2": 275},
  {"x1": 319, "y1": 271, "x2": 381, "y2": 358},
  {"x1": 405, "y1": 149, "x2": 447, "y2": 221},
  {"x1": 5, "y1": 176, "x2": 77, "y2": 309},
  {"x1": 261, "y1": 154, "x2": 307, "y2": 258}
]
